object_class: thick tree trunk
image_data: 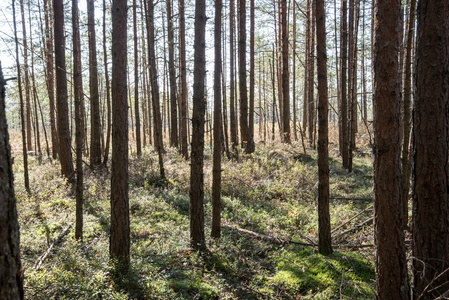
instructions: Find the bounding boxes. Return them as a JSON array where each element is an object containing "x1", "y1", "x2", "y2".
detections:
[
  {"x1": 412, "y1": 1, "x2": 449, "y2": 298},
  {"x1": 211, "y1": 0, "x2": 222, "y2": 238},
  {"x1": 316, "y1": 0, "x2": 332, "y2": 256},
  {"x1": 373, "y1": 0, "x2": 409, "y2": 297},
  {"x1": 190, "y1": 0, "x2": 207, "y2": 249},
  {"x1": 0, "y1": 61, "x2": 24, "y2": 300},
  {"x1": 54, "y1": 0, "x2": 74, "y2": 181},
  {"x1": 110, "y1": 0, "x2": 130, "y2": 272}
]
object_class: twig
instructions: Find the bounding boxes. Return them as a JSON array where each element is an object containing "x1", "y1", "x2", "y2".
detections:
[
  {"x1": 417, "y1": 266, "x2": 449, "y2": 300},
  {"x1": 35, "y1": 223, "x2": 73, "y2": 270},
  {"x1": 332, "y1": 204, "x2": 373, "y2": 233},
  {"x1": 240, "y1": 283, "x2": 274, "y2": 299},
  {"x1": 83, "y1": 235, "x2": 101, "y2": 253},
  {"x1": 333, "y1": 217, "x2": 374, "y2": 238}
]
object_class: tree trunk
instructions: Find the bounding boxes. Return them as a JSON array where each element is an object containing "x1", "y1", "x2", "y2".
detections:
[
  {"x1": 0, "y1": 61, "x2": 24, "y2": 300},
  {"x1": 103, "y1": 0, "x2": 112, "y2": 165},
  {"x1": 400, "y1": 0, "x2": 415, "y2": 230},
  {"x1": 340, "y1": 0, "x2": 349, "y2": 169},
  {"x1": 238, "y1": 0, "x2": 255, "y2": 154},
  {"x1": 281, "y1": 0, "x2": 290, "y2": 143},
  {"x1": 229, "y1": 0, "x2": 238, "y2": 156},
  {"x1": 308, "y1": 0, "x2": 315, "y2": 148},
  {"x1": 13, "y1": 0, "x2": 30, "y2": 193},
  {"x1": 166, "y1": 0, "x2": 178, "y2": 148},
  {"x1": 145, "y1": 0, "x2": 165, "y2": 178},
  {"x1": 20, "y1": 0, "x2": 32, "y2": 152},
  {"x1": 249, "y1": 0, "x2": 255, "y2": 139},
  {"x1": 316, "y1": 0, "x2": 332, "y2": 256},
  {"x1": 72, "y1": 0, "x2": 84, "y2": 240},
  {"x1": 43, "y1": 0, "x2": 58, "y2": 159},
  {"x1": 190, "y1": 0, "x2": 207, "y2": 250},
  {"x1": 110, "y1": 0, "x2": 130, "y2": 273},
  {"x1": 133, "y1": 0, "x2": 141, "y2": 156},
  {"x1": 412, "y1": 1, "x2": 449, "y2": 298},
  {"x1": 303, "y1": 0, "x2": 310, "y2": 136},
  {"x1": 87, "y1": 0, "x2": 102, "y2": 167},
  {"x1": 179, "y1": 0, "x2": 188, "y2": 159},
  {"x1": 292, "y1": 0, "x2": 297, "y2": 141},
  {"x1": 54, "y1": 0, "x2": 74, "y2": 181},
  {"x1": 373, "y1": 0, "x2": 409, "y2": 297},
  {"x1": 211, "y1": 0, "x2": 222, "y2": 238}
]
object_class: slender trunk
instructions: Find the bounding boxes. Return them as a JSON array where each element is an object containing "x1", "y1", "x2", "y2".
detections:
[
  {"x1": 292, "y1": 0, "x2": 297, "y2": 141},
  {"x1": 20, "y1": 0, "x2": 32, "y2": 152},
  {"x1": 316, "y1": 0, "x2": 332, "y2": 255},
  {"x1": 103, "y1": 0, "x2": 112, "y2": 165},
  {"x1": 72, "y1": 0, "x2": 84, "y2": 240},
  {"x1": 167, "y1": 0, "x2": 178, "y2": 148},
  {"x1": 238, "y1": 0, "x2": 255, "y2": 153},
  {"x1": 229, "y1": 0, "x2": 238, "y2": 156},
  {"x1": 308, "y1": 0, "x2": 315, "y2": 148},
  {"x1": 13, "y1": 0, "x2": 30, "y2": 192},
  {"x1": 211, "y1": 0, "x2": 222, "y2": 238},
  {"x1": 29, "y1": 3, "x2": 41, "y2": 156},
  {"x1": 133, "y1": 0, "x2": 141, "y2": 156},
  {"x1": 340, "y1": 0, "x2": 349, "y2": 168},
  {"x1": 145, "y1": 0, "x2": 165, "y2": 178},
  {"x1": 401, "y1": 0, "x2": 415, "y2": 229},
  {"x1": 249, "y1": 0, "x2": 255, "y2": 138},
  {"x1": 281, "y1": 0, "x2": 290, "y2": 143},
  {"x1": 179, "y1": 0, "x2": 188, "y2": 159}
]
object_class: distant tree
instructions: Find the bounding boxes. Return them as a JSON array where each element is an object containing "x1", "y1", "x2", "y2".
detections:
[
  {"x1": 43, "y1": 0, "x2": 58, "y2": 159},
  {"x1": 412, "y1": 0, "x2": 449, "y2": 298},
  {"x1": 133, "y1": 0, "x2": 141, "y2": 156},
  {"x1": 229, "y1": 0, "x2": 238, "y2": 156},
  {"x1": 87, "y1": 0, "x2": 102, "y2": 167},
  {"x1": 13, "y1": 0, "x2": 30, "y2": 193},
  {"x1": 211, "y1": 0, "x2": 222, "y2": 239},
  {"x1": 110, "y1": 0, "x2": 130, "y2": 272},
  {"x1": 167, "y1": 0, "x2": 178, "y2": 148},
  {"x1": 0, "y1": 61, "x2": 24, "y2": 300},
  {"x1": 72, "y1": 0, "x2": 84, "y2": 240},
  {"x1": 20, "y1": 0, "x2": 32, "y2": 153},
  {"x1": 190, "y1": 0, "x2": 207, "y2": 249},
  {"x1": 281, "y1": 0, "x2": 290, "y2": 143},
  {"x1": 238, "y1": 0, "x2": 255, "y2": 154},
  {"x1": 54, "y1": 0, "x2": 74, "y2": 181},
  {"x1": 249, "y1": 0, "x2": 255, "y2": 139},
  {"x1": 145, "y1": 0, "x2": 165, "y2": 178},
  {"x1": 340, "y1": 0, "x2": 349, "y2": 169},
  {"x1": 102, "y1": 0, "x2": 112, "y2": 165},
  {"x1": 373, "y1": 0, "x2": 409, "y2": 298},
  {"x1": 315, "y1": 0, "x2": 331, "y2": 255},
  {"x1": 179, "y1": 0, "x2": 188, "y2": 159}
]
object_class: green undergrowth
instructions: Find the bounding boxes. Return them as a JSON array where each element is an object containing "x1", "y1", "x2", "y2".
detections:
[{"x1": 13, "y1": 140, "x2": 375, "y2": 299}]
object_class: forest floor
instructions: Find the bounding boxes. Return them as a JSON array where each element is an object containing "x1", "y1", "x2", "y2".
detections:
[{"x1": 11, "y1": 129, "x2": 379, "y2": 299}]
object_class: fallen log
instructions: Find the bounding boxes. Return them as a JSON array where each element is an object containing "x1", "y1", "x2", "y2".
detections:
[{"x1": 35, "y1": 223, "x2": 73, "y2": 270}]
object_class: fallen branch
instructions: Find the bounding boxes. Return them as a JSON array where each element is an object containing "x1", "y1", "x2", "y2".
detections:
[
  {"x1": 333, "y1": 217, "x2": 373, "y2": 239},
  {"x1": 83, "y1": 235, "x2": 101, "y2": 253},
  {"x1": 330, "y1": 197, "x2": 372, "y2": 201},
  {"x1": 35, "y1": 223, "x2": 73, "y2": 270},
  {"x1": 331, "y1": 204, "x2": 373, "y2": 234},
  {"x1": 222, "y1": 224, "x2": 285, "y2": 245}
]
